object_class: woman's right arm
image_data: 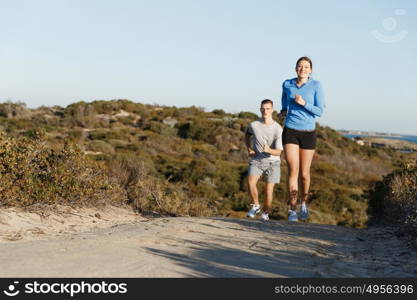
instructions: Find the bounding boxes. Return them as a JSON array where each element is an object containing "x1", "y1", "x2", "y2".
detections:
[
  {"x1": 280, "y1": 81, "x2": 288, "y2": 117},
  {"x1": 303, "y1": 81, "x2": 325, "y2": 117}
]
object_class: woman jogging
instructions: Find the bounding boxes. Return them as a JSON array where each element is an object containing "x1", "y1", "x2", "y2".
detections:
[{"x1": 279, "y1": 56, "x2": 325, "y2": 222}]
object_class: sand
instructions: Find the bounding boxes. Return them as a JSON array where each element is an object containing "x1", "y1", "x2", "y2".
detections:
[{"x1": 0, "y1": 206, "x2": 416, "y2": 277}]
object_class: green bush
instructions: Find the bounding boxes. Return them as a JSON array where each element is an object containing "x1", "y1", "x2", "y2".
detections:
[
  {"x1": 108, "y1": 139, "x2": 130, "y2": 149},
  {"x1": 145, "y1": 121, "x2": 178, "y2": 136},
  {"x1": 87, "y1": 140, "x2": 115, "y2": 155},
  {"x1": 316, "y1": 140, "x2": 336, "y2": 156},
  {"x1": 63, "y1": 101, "x2": 98, "y2": 127},
  {"x1": 0, "y1": 130, "x2": 126, "y2": 207},
  {"x1": 0, "y1": 101, "x2": 31, "y2": 119},
  {"x1": 107, "y1": 153, "x2": 216, "y2": 216},
  {"x1": 369, "y1": 162, "x2": 417, "y2": 234},
  {"x1": 212, "y1": 109, "x2": 226, "y2": 115},
  {"x1": 238, "y1": 111, "x2": 258, "y2": 120}
]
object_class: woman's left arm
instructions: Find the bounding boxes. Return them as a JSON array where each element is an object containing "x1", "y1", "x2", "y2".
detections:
[{"x1": 303, "y1": 82, "x2": 325, "y2": 117}]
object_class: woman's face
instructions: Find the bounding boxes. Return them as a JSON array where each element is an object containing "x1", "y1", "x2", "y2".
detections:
[{"x1": 296, "y1": 60, "x2": 312, "y2": 79}]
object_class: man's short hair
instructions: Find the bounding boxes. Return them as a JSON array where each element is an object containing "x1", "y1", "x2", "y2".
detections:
[{"x1": 261, "y1": 99, "x2": 273, "y2": 106}]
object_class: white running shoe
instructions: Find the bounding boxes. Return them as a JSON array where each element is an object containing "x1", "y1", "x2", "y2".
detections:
[
  {"x1": 288, "y1": 210, "x2": 298, "y2": 222},
  {"x1": 299, "y1": 204, "x2": 309, "y2": 220},
  {"x1": 261, "y1": 212, "x2": 269, "y2": 221},
  {"x1": 247, "y1": 204, "x2": 261, "y2": 218}
]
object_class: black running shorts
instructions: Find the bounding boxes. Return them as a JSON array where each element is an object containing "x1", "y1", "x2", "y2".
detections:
[{"x1": 282, "y1": 126, "x2": 317, "y2": 150}]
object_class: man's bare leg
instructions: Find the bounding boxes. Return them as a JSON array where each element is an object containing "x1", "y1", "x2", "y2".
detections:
[
  {"x1": 248, "y1": 175, "x2": 261, "y2": 206},
  {"x1": 263, "y1": 182, "x2": 275, "y2": 213}
]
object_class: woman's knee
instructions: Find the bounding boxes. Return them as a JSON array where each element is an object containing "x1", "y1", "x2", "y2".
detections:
[
  {"x1": 288, "y1": 166, "x2": 299, "y2": 177},
  {"x1": 301, "y1": 171, "x2": 310, "y2": 182}
]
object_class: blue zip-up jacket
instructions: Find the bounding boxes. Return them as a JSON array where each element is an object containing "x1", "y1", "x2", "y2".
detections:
[{"x1": 281, "y1": 77, "x2": 325, "y2": 131}]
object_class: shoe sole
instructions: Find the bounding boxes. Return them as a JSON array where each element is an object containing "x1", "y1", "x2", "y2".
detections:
[
  {"x1": 247, "y1": 210, "x2": 260, "y2": 218},
  {"x1": 261, "y1": 215, "x2": 269, "y2": 221},
  {"x1": 288, "y1": 210, "x2": 298, "y2": 222},
  {"x1": 288, "y1": 215, "x2": 298, "y2": 222}
]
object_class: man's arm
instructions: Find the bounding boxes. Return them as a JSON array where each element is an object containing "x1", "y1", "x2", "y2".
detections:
[
  {"x1": 263, "y1": 145, "x2": 282, "y2": 156},
  {"x1": 264, "y1": 128, "x2": 283, "y2": 156},
  {"x1": 245, "y1": 128, "x2": 255, "y2": 156}
]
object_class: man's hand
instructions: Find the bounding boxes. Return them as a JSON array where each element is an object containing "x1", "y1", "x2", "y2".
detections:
[
  {"x1": 294, "y1": 94, "x2": 306, "y2": 106},
  {"x1": 263, "y1": 144, "x2": 271, "y2": 154},
  {"x1": 248, "y1": 148, "x2": 255, "y2": 157},
  {"x1": 263, "y1": 144, "x2": 281, "y2": 156}
]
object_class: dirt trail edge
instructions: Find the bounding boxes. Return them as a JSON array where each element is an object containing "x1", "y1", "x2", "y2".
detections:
[{"x1": 1, "y1": 211, "x2": 416, "y2": 277}]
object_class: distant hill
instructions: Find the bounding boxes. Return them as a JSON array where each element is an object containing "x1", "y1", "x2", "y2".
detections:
[
  {"x1": 340, "y1": 130, "x2": 417, "y2": 151},
  {"x1": 338, "y1": 129, "x2": 416, "y2": 138},
  {"x1": 1, "y1": 100, "x2": 416, "y2": 228}
]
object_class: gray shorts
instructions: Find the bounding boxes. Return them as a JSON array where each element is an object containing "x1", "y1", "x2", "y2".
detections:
[{"x1": 248, "y1": 160, "x2": 281, "y2": 183}]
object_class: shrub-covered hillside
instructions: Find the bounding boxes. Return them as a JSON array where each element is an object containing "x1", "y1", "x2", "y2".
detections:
[
  {"x1": 369, "y1": 162, "x2": 417, "y2": 237},
  {"x1": 1, "y1": 100, "x2": 414, "y2": 227}
]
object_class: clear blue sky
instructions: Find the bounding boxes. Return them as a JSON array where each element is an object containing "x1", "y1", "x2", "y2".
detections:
[{"x1": 1, "y1": 0, "x2": 416, "y2": 135}]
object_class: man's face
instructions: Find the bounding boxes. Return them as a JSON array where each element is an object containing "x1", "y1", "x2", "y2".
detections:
[{"x1": 260, "y1": 103, "x2": 273, "y2": 119}]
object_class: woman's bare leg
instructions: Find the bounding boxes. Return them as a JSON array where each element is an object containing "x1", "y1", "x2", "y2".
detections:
[
  {"x1": 299, "y1": 149, "x2": 315, "y2": 204},
  {"x1": 284, "y1": 144, "x2": 300, "y2": 210}
]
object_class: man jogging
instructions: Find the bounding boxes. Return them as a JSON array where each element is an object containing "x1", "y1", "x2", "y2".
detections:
[{"x1": 245, "y1": 99, "x2": 283, "y2": 221}]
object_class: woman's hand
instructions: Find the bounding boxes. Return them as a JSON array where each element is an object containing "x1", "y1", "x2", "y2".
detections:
[
  {"x1": 294, "y1": 94, "x2": 306, "y2": 106},
  {"x1": 278, "y1": 110, "x2": 287, "y2": 122}
]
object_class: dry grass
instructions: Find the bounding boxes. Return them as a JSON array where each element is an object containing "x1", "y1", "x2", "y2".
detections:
[
  {"x1": 0, "y1": 130, "x2": 126, "y2": 208},
  {"x1": 107, "y1": 153, "x2": 216, "y2": 217},
  {"x1": 369, "y1": 161, "x2": 417, "y2": 236}
]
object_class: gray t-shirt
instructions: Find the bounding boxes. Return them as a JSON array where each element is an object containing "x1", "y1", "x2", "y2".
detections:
[{"x1": 246, "y1": 120, "x2": 283, "y2": 162}]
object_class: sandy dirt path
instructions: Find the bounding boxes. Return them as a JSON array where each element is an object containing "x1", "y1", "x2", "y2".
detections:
[{"x1": 0, "y1": 208, "x2": 416, "y2": 277}]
